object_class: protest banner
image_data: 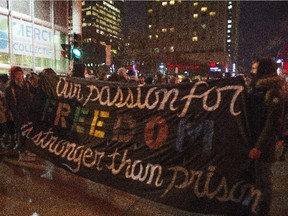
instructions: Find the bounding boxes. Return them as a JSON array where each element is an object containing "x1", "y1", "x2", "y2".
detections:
[{"x1": 22, "y1": 74, "x2": 258, "y2": 215}]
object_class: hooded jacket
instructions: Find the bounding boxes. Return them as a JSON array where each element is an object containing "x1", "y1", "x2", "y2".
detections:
[{"x1": 248, "y1": 74, "x2": 286, "y2": 162}]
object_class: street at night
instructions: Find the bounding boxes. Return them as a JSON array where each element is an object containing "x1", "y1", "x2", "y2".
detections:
[
  {"x1": 0, "y1": 148, "x2": 287, "y2": 216},
  {"x1": 1, "y1": 1, "x2": 288, "y2": 216}
]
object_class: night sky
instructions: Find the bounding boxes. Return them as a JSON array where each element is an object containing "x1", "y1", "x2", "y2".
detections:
[{"x1": 124, "y1": 1, "x2": 288, "y2": 70}]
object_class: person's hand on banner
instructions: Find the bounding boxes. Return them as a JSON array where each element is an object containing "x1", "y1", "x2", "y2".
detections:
[{"x1": 248, "y1": 147, "x2": 261, "y2": 159}]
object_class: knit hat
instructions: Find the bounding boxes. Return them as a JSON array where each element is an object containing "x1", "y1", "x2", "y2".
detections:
[{"x1": 9, "y1": 66, "x2": 23, "y2": 80}]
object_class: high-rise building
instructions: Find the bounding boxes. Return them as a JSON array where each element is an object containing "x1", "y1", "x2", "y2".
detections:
[
  {"x1": 81, "y1": 1, "x2": 124, "y2": 73},
  {"x1": 146, "y1": 0, "x2": 239, "y2": 76}
]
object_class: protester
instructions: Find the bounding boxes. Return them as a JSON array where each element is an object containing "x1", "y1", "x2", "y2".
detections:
[
  {"x1": 247, "y1": 57, "x2": 286, "y2": 216},
  {"x1": 39, "y1": 68, "x2": 57, "y2": 77},
  {"x1": 27, "y1": 72, "x2": 40, "y2": 96},
  {"x1": 35, "y1": 68, "x2": 57, "y2": 179},
  {"x1": 5, "y1": 66, "x2": 33, "y2": 158},
  {"x1": 0, "y1": 74, "x2": 15, "y2": 149},
  {"x1": 127, "y1": 69, "x2": 138, "y2": 84},
  {"x1": 145, "y1": 76, "x2": 153, "y2": 84},
  {"x1": 138, "y1": 75, "x2": 146, "y2": 86},
  {"x1": 117, "y1": 67, "x2": 128, "y2": 82},
  {"x1": 168, "y1": 76, "x2": 179, "y2": 84},
  {"x1": 181, "y1": 77, "x2": 191, "y2": 83},
  {"x1": 71, "y1": 63, "x2": 86, "y2": 78},
  {"x1": 107, "y1": 72, "x2": 120, "y2": 82},
  {"x1": 0, "y1": 86, "x2": 7, "y2": 148}
]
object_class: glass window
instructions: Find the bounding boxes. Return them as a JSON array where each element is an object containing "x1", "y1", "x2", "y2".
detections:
[
  {"x1": 209, "y1": 12, "x2": 216, "y2": 16},
  {"x1": 192, "y1": 36, "x2": 198, "y2": 41},
  {"x1": 0, "y1": 15, "x2": 10, "y2": 66},
  {"x1": 162, "y1": 28, "x2": 167, "y2": 32},
  {"x1": 0, "y1": 1, "x2": 8, "y2": 9},
  {"x1": 170, "y1": 0, "x2": 175, "y2": 5},
  {"x1": 54, "y1": 1, "x2": 68, "y2": 27},
  {"x1": 148, "y1": 9, "x2": 153, "y2": 13},
  {"x1": 201, "y1": 7, "x2": 208, "y2": 12},
  {"x1": 162, "y1": 2, "x2": 167, "y2": 6},
  {"x1": 12, "y1": 0, "x2": 30, "y2": 16},
  {"x1": 34, "y1": 1, "x2": 50, "y2": 22},
  {"x1": 193, "y1": 2, "x2": 198, "y2": 6},
  {"x1": 193, "y1": 14, "x2": 199, "y2": 18}
]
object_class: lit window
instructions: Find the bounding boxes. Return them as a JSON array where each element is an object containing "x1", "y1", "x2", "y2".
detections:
[
  {"x1": 193, "y1": 2, "x2": 198, "y2": 6},
  {"x1": 169, "y1": 46, "x2": 174, "y2": 52},
  {"x1": 201, "y1": 24, "x2": 206, "y2": 29},
  {"x1": 148, "y1": 9, "x2": 153, "y2": 13},
  {"x1": 201, "y1": 7, "x2": 208, "y2": 12},
  {"x1": 193, "y1": 14, "x2": 199, "y2": 18},
  {"x1": 170, "y1": 27, "x2": 175, "y2": 32},
  {"x1": 227, "y1": 24, "x2": 232, "y2": 28},
  {"x1": 154, "y1": 48, "x2": 160, "y2": 53},
  {"x1": 170, "y1": 0, "x2": 175, "y2": 5},
  {"x1": 162, "y1": 2, "x2": 167, "y2": 6},
  {"x1": 155, "y1": 34, "x2": 159, "y2": 39},
  {"x1": 149, "y1": 35, "x2": 152, "y2": 39},
  {"x1": 148, "y1": 24, "x2": 152, "y2": 28},
  {"x1": 209, "y1": 12, "x2": 216, "y2": 16},
  {"x1": 228, "y1": 19, "x2": 232, "y2": 23},
  {"x1": 228, "y1": 5, "x2": 232, "y2": 10},
  {"x1": 162, "y1": 28, "x2": 167, "y2": 32},
  {"x1": 227, "y1": 39, "x2": 231, "y2": 43},
  {"x1": 227, "y1": 29, "x2": 231, "y2": 33},
  {"x1": 192, "y1": 36, "x2": 198, "y2": 41},
  {"x1": 228, "y1": 1, "x2": 232, "y2": 5}
]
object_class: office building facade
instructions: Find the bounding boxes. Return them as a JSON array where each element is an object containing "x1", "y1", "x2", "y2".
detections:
[
  {"x1": 0, "y1": 0, "x2": 69, "y2": 74},
  {"x1": 147, "y1": 0, "x2": 239, "y2": 75},
  {"x1": 81, "y1": 1, "x2": 124, "y2": 72}
]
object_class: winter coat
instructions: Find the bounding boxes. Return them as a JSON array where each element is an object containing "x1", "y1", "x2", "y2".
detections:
[
  {"x1": 5, "y1": 80, "x2": 33, "y2": 127},
  {"x1": 248, "y1": 75, "x2": 286, "y2": 162}
]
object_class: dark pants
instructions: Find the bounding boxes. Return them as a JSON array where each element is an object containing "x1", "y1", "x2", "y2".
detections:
[{"x1": 255, "y1": 161, "x2": 273, "y2": 216}]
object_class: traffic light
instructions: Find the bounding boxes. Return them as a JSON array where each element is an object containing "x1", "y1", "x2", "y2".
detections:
[
  {"x1": 72, "y1": 33, "x2": 83, "y2": 61},
  {"x1": 61, "y1": 43, "x2": 71, "y2": 59}
]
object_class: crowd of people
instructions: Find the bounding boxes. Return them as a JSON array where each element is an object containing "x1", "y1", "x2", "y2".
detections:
[{"x1": 0, "y1": 58, "x2": 288, "y2": 215}]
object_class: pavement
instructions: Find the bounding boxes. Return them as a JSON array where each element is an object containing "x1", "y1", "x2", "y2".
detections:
[{"x1": 0, "y1": 148, "x2": 287, "y2": 216}]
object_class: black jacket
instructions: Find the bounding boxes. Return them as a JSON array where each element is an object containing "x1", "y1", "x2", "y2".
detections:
[
  {"x1": 248, "y1": 75, "x2": 286, "y2": 162},
  {"x1": 5, "y1": 80, "x2": 33, "y2": 127}
]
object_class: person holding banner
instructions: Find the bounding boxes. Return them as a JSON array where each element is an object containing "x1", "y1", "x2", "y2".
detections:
[
  {"x1": 117, "y1": 67, "x2": 129, "y2": 82},
  {"x1": 247, "y1": 57, "x2": 286, "y2": 216},
  {"x1": 71, "y1": 63, "x2": 86, "y2": 78},
  {"x1": 5, "y1": 66, "x2": 33, "y2": 157}
]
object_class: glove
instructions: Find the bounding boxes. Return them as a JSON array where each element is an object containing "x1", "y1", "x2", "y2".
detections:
[{"x1": 248, "y1": 147, "x2": 261, "y2": 159}]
